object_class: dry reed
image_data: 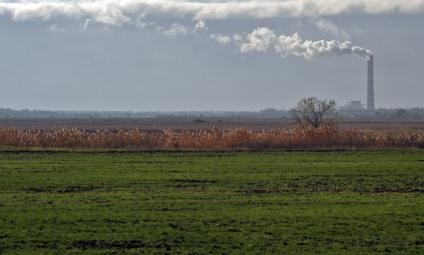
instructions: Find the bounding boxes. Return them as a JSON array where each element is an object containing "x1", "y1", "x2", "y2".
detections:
[{"x1": 0, "y1": 127, "x2": 423, "y2": 150}]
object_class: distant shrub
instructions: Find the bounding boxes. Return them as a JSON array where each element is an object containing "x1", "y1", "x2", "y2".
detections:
[
  {"x1": 192, "y1": 118, "x2": 207, "y2": 123},
  {"x1": 291, "y1": 97, "x2": 337, "y2": 128}
]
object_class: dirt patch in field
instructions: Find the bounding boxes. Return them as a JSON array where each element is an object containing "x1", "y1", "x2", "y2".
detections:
[
  {"x1": 167, "y1": 179, "x2": 218, "y2": 189},
  {"x1": 173, "y1": 179, "x2": 217, "y2": 184},
  {"x1": 238, "y1": 177, "x2": 424, "y2": 195},
  {"x1": 25, "y1": 185, "x2": 98, "y2": 194},
  {"x1": 354, "y1": 186, "x2": 424, "y2": 193},
  {"x1": 72, "y1": 240, "x2": 145, "y2": 249},
  {"x1": 34, "y1": 240, "x2": 60, "y2": 249},
  {"x1": 354, "y1": 177, "x2": 424, "y2": 193},
  {"x1": 148, "y1": 207, "x2": 196, "y2": 212}
]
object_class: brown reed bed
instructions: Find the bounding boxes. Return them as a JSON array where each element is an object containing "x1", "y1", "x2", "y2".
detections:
[{"x1": 0, "y1": 127, "x2": 423, "y2": 150}]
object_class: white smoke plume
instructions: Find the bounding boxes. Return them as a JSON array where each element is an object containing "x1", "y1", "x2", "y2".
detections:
[
  {"x1": 211, "y1": 34, "x2": 233, "y2": 45},
  {"x1": 0, "y1": 0, "x2": 423, "y2": 26},
  {"x1": 239, "y1": 27, "x2": 373, "y2": 60},
  {"x1": 161, "y1": 23, "x2": 189, "y2": 36},
  {"x1": 312, "y1": 18, "x2": 351, "y2": 40},
  {"x1": 194, "y1": 20, "x2": 207, "y2": 31}
]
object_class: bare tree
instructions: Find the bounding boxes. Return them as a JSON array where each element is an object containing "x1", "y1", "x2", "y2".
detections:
[{"x1": 290, "y1": 97, "x2": 336, "y2": 128}]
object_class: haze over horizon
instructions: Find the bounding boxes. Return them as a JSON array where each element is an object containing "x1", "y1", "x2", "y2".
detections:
[{"x1": 1, "y1": 0, "x2": 423, "y2": 111}]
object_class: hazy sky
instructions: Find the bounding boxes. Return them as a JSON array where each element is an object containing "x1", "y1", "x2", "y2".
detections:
[{"x1": 0, "y1": 0, "x2": 423, "y2": 111}]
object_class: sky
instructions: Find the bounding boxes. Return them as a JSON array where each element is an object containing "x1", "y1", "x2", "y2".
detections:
[{"x1": 0, "y1": 0, "x2": 423, "y2": 111}]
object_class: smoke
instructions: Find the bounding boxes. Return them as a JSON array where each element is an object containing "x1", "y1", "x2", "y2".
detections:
[
  {"x1": 161, "y1": 23, "x2": 189, "y2": 37},
  {"x1": 239, "y1": 27, "x2": 372, "y2": 60},
  {"x1": 0, "y1": 0, "x2": 423, "y2": 26},
  {"x1": 211, "y1": 34, "x2": 232, "y2": 45},
  {"x1": 312, "y1": 18, "x2": 351, "y2": 40},
  {"x1": 0, "y1": 1, "x2": 375, "y2": 60}
]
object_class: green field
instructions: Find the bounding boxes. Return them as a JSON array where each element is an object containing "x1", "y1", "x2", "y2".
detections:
[{"x1": 0, "y1": 151, "x2": 423, "y2": 254}]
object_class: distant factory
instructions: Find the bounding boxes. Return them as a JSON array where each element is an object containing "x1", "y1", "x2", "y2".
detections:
[{"x1": 340, "y1": 101, "x2": 365, "y2": 111}]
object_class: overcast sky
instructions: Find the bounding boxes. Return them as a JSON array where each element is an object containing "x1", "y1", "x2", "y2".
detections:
[{"x1": 0, "y1": 0, "x2": 423, "y2": 111}]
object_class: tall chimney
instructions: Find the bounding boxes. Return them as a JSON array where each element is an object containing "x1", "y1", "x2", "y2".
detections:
[{"x1": 367, "y1": 55, "x2": 375, "y2": 111}]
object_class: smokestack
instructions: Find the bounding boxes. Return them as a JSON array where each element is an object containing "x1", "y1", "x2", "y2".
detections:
[{"x1": 367, "y1": 55, "x2": 375, "y2": 111}]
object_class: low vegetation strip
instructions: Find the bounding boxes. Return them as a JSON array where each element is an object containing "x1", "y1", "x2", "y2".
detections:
[
  {"x1": 0, "y1": 151, "x2": 423, "y2": 254},
  {"x1": 0, "y1": 127, "x2": 424, "y2": 149}
]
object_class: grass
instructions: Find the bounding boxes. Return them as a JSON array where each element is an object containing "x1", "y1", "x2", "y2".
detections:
[{"x1": 0, "y1": 150, "x2": 423, "y2": 254}]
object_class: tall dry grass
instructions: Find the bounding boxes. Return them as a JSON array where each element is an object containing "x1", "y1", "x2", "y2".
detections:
[{"x1": 0, "y1": 127, "x2": 423, "y2": 150}]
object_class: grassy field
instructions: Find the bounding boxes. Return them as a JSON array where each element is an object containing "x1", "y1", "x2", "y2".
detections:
[{"x1": 0, "y1": 150, "x2": 423, "y2": 254}]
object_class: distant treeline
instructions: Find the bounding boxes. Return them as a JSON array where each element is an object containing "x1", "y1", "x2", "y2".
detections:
[
  {"x1": 0, "y1": 108, "x2": 289, "y2": 119},
  {"x1": 1, "y1": 108, "x2": 424, "y2": 120}
]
